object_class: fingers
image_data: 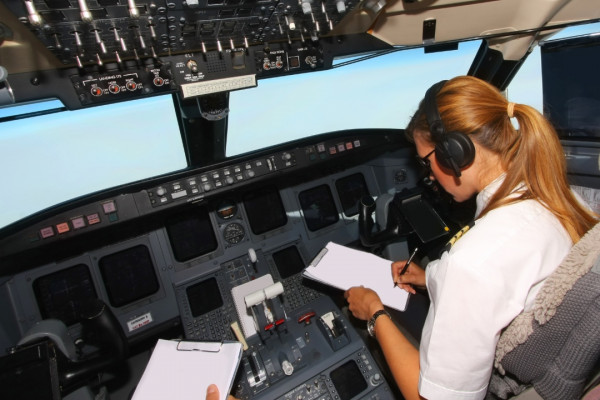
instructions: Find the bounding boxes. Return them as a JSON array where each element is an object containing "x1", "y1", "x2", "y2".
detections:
[
  {"x1": 391, "y1": 260, "x2": 403, "y2": 282},
  {"x1": 344, "y1": 286, "x2": 384, "y2": 320},
  {"x1": 206, "y1": 384, "x2": 220, "y2": 400},
  {"x1": 392, "y1": 262, "x2": 414, "y2": 284},
  {"x1": 207, "y1": 384, "x2": 239, "y2": 400},
  {"x1": 344, "y1": 285, "x2": 364, "y2": 299},
  {"x1": 396, "y1": 283, "x2": 417, "y2": 295},
  {"x1": 392, "y1": 260, "x2": 426, "y2": 291}
]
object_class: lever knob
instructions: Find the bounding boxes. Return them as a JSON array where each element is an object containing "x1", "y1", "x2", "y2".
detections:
[{"x1": 248, "y1": 248, "x2": 257, "y2": 264}]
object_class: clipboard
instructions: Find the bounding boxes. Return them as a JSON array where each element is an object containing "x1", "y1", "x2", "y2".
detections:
[
  {"x1": 303, "y1": 242, "x2": 410, "y2": 311},
  {"x1": 132, "y1": 339, "x2": 243, "y2": 400}
]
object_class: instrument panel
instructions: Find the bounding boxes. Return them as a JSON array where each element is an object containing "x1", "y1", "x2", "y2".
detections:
[
  {"x1": 0, "y1": 131, "x2": 401, "y2": 267},
  {"x1": 0, "y1": 131, "x2": 417, "y2": 399}
]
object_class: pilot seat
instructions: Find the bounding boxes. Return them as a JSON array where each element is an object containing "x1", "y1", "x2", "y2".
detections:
[{"x1": 488, "y1": 222, "x2": 600, "y2": 400}]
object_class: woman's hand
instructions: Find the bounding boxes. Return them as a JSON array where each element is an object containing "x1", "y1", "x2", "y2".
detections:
[
  {"x1": 392, "y1": 260, "x2": 426, "y2": 295},
  {"x1": 344, "y1": 286, "x2": 384, "y2": 320},
  {"x1": 205, "y1": 384, "x2": 238, "y2": 400}
]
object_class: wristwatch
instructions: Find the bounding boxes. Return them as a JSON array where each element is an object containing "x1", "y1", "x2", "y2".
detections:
[{"x1": 367, "y1": 309, "x2": 391, "y2": 337}]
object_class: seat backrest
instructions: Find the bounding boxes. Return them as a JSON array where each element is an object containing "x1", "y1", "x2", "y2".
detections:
[{"x1": 489, "y1": 222, "x2": 600, "y2": 400}]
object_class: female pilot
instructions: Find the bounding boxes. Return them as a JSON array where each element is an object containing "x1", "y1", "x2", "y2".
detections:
[{"x1": 344, "y1": 76, "x2": 597, "y2": 400}]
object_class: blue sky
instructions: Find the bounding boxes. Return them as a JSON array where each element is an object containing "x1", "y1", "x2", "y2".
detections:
[{"x1": 0, "y1": 97, "x2": 186, "y2": 226}]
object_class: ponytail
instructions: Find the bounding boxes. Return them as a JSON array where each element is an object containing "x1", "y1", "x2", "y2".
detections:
[
  {"x1": 493, "y1": 101, "x2": 597, "y2": 241},
  {"x1": 406, "y1": 76, "x2": 597, "y2": 242}
]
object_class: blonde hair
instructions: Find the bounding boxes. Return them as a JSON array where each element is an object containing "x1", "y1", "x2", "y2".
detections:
[{"x1": 406, "y1": 76, "x2": 597, "y2": 242}]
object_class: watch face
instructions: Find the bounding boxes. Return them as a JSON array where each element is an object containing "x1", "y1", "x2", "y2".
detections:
[
  {"x1": 368, "y1": 310, "x2": 389, "y2": 337},
  {"x1": 367, "y1": 322, "x2": 375, "y2": 337}
]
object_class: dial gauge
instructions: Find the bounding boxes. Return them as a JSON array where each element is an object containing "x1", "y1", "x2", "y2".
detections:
[
  {"x1": 223, "y1": 222, "x2": 245, "y2": 244},
  {"x1": 217, "y1": 200, "x2": 237, "y2": 220}
]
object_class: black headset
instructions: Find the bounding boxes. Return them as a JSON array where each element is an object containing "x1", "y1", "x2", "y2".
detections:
[{"x1": 423, "y1": 80, "x2": 476, "y2": 177}]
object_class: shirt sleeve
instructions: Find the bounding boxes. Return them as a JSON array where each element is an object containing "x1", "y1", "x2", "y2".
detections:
[{"x1": 418, "y1": 202, "x2": 571, "y2": 400}]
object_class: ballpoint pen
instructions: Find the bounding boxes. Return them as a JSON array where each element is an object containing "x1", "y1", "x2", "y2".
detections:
[{"x1": 394, "y1": 246, "x2": 419, "y2": 288}]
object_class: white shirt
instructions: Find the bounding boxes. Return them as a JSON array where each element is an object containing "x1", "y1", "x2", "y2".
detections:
[{"x1": 418, "y1": 177, "x2": 572, "y2": 400}]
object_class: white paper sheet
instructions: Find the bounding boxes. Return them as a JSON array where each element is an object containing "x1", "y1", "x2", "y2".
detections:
[
  {"x1": 303, "y1": 242, "x2": 409, "y2": 311},
  {"x1": 132, "y1": 339, "x2": 242, "y2": 400}
]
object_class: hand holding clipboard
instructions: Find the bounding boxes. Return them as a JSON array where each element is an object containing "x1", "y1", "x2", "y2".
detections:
[{"x1": 132, "y1": 339, "x2": 242, "y2": 400}]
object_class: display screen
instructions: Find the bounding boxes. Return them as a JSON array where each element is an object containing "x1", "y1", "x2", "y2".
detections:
[
  {"x1": 99, "y1": 245, "x2": 160, "y2": 308},
  {"x1": 399, "y1": 194, "x2": 449, "y2": 243},
  {"x1": 33, "y1": 264, "x2": 97, "y2": 326},
  {"x1": 330, "y1": 360, "x2": 368, "y2": 400},
  {"x1": 335, "y1": 173, "x2": 370, "y2": 217},
  {"x1": 186, "y1": 277, "x2": 224, "y2": 317},
  {"x1": 541, "y1": 34, "x2": 600, "y2": 138},
  {"x1": 166, "y1": 207, "x2": 219, "y2": 262},
  {"x1": 298, "y1": 184, "x2": 339, "y2": 232},
  {"x1": 243, "y1": 186, "x2": 288, "y2": 235},
  {"x1": 272, "y1": 246, "x2": 305, "y2": 279}
]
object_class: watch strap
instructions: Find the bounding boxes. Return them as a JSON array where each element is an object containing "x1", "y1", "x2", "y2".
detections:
[{"x1": 367, "y1": 309, "x2": 391, "y2": 337}]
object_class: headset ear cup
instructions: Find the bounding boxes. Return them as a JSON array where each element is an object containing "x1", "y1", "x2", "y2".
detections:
[
  {"x1": 435, "y1": 131, "x2": 476, "y2": 172},
  {"x1": 423, "y1": 80, "x2": 476, "y2": 177}
]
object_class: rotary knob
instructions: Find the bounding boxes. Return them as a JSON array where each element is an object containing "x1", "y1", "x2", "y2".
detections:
[{"x1": 370, "y1": 373, "x2": 383, "y2": 386}]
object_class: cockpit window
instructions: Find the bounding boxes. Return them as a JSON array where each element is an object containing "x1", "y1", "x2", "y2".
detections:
[
  {"x1": 506, "y1": 22, "x2": 600, "y2": 118},
  {"x1": 225, "y1": 40, "x2": 482, "y2": 157},
  {"x1": 0, "y1": 95, "x2": 187, "y2": 229}
]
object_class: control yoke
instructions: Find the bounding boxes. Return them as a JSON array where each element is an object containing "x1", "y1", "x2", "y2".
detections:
[
  {"x1": 359, "y1": 195, "x2": 406, "y2": 248},
  {"x1": 17, "y1": 298, "x2": 129, "y2": 396},
  {"x1": 61, "y1": 298, "x2": 129, "y2": 390},
  {"x1": 359, "y1": 192, "x2": 450, "y2": 248}
]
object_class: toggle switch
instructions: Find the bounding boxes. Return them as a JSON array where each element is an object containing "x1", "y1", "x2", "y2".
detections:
[
  {"x1": 24, "y1": 0, "x2": 42, "y2": 26},
  {"x1": 148, "y1": 24, "x2": 157, "y2": 40},
  {"x1": 128, "y1": 0, "x2": 140, "y2": 18},
  {"x1": 73, "y1": 31, "x2": 83, "y2": 47},
  {"x1": 53, "y1": 33, "x2": 62, "y2": 50},
  {"x1": 93, "y1": 30, "x2": 107, "y2": 54},
  {"x1": 77, "y1": 0, "x2": 93, "y2": 22}
]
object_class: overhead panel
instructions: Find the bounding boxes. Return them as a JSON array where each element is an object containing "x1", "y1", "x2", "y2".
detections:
[{"x1": 2, "y1": 0, "x2": 362, "y2": 68}]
